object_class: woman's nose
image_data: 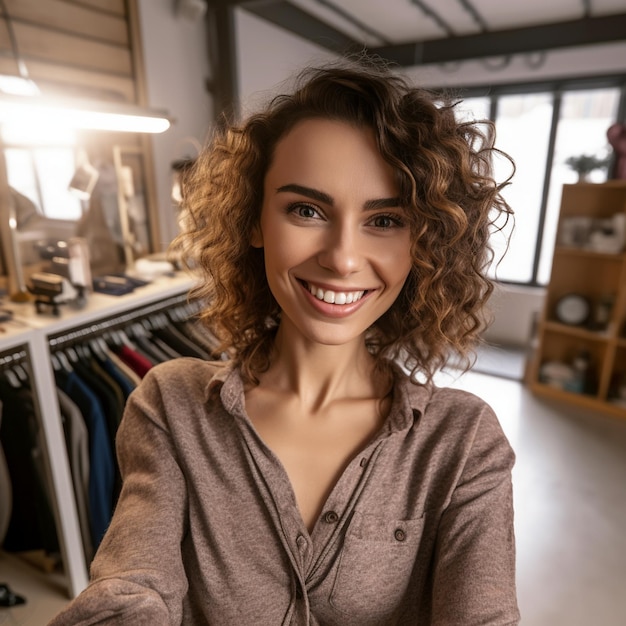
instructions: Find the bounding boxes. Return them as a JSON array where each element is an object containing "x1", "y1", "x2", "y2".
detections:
[{"x1": 317, "y1": 226, "x2": 364, "y2": 276}]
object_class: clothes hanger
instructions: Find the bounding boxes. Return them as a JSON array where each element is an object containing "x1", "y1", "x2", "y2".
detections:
[{"x1": 2, "y1": 367, "x2": 21, "y2": 389}]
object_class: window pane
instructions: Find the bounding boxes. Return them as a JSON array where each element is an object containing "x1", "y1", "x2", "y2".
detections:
[
  {"x1": 490, "y1": 93, "x2": 553, "y2": 283},
  {"x1": 453, "y1": 96, "x2": 490, "y2": 123},
  {"x1": 5, "y1": 146, "x2": 83, "y2": 220},
  {"x1": 537, "y1": 88, "x2": 620, "y2": 284},
  {"x1": 34, "y1": 148, "x2": 83, "y2": 220},
  {"x1": 5, "y1": 148, "x2": 41, "y2": 211}
]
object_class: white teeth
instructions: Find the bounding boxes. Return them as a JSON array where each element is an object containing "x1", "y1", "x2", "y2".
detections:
[{"x1": 307, "y1": 283, "x2": 365, "y2": 305}]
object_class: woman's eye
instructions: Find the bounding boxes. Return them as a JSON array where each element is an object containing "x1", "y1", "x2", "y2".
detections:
[
  {"x1": 370, "y1": 214, "x2": 404, "y2": 229},
  {"x1": 288, "y1": 203, "x2": 320, "y2": 219}
]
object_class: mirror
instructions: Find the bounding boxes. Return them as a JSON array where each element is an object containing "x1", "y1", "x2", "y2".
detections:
[{"x1": 0, "y1": 131, "x2": 154, "y2": 298}]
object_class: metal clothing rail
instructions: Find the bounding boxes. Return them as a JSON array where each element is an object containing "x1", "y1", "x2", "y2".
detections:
[
  {"x1": 47, "y1": 293, "x2": 202, "y2": 349},
  {"x1": 0, "y1": 348, "x2": 27, "y2": 367}
]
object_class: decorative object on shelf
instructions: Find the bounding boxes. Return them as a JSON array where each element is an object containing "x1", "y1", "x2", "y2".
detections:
[
  {"x1": 27, "y1": 272, "x2": 87, "y2": 316},
  {"x1": 539, "y1": 360, "x2": 576, "y2": 389},
  {"x1": 565, "y1": 153, "x2": 611, "y2": 182},
  {"x1": 588, "y1": 214, "x2": 626, "y2": 253},
  {"x1": 590, "y1": 293, "x2": 615, "y2": 332},
  {"x1": 558, "y1": 213, "x2": 625, "y2": 253},
  {"x1": 554, "y1": 293, "x2": 591, "y2": 326},
  {"x1": 607, "y1": 122, "x2": 626, "y2": 180},
  {"x1": 538, "y1": 350, "x2": 594, "y2": 395},
  {"x1": 558, "y1": 216, "x2": 593, "y2": 247},
  {"x1": 568, "y1": 349, "x2": 592, "y2": 394}
]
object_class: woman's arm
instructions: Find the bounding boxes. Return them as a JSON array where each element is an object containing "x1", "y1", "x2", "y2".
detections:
[{"x1": 431, "y1": 404, "x2": 520, "y2": 625}]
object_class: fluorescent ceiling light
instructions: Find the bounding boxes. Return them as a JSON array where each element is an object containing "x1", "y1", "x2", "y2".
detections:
[
  {"x1": 0, "y1": 74, "x2": 40, "y2": 96},
  {"x1": 0, "y1": 92, "x2": 171, "y2": 134}
]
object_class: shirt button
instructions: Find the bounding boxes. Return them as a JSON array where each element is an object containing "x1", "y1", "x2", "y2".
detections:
[
  {"x1": 323, "y1": 510, "x2": 339, "y2": 524},
  {"x1": 394, "y1": 528, "x2": 406, "y2": 542},
  {"x1": 296, "y1": 534, "x2": 307, "y2": 548}
]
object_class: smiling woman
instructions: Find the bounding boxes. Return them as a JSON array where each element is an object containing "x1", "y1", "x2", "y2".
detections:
[
  {"x1": 251, "y1": 118, "x2": 413, "y2": 355},
  {"x1": 49, "y1": 57, "x2": 519, "y2": 626}
]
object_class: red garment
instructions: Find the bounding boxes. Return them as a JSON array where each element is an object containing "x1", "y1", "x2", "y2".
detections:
[{"x1": 116, "y1": 345, "x2": 152, "y2": 378}]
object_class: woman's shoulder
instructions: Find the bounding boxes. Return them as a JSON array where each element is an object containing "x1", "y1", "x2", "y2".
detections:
[
  {"x1": 138, "y1": 357, "x2": 231, "y2": 396},
  {"x1": 395, "y1": 370, "x2": 502, "y2": 434}
]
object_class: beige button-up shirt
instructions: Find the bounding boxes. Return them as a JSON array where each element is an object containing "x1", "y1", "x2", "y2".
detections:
[{"x1": 49, "y1": 358, "x2": 519, "y2": 625}]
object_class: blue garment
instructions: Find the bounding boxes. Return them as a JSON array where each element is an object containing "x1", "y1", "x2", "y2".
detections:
[
  {"x1": 56, "y1": 370, "x2": 115, "y2": 548},
  {"x1": 101, "y1": 357, "x2": 136, "y2": 400}
]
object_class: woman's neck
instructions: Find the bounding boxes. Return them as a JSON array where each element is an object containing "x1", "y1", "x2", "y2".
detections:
[{"x1": 256, "y1": 324, "x2": 389, "y2": 415}]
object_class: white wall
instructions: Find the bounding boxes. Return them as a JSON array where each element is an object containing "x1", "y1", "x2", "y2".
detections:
[
  {"x1": 136, "y1": 0, "x2": 214, "y2": 248},
  {"x1": 483, "y1": 283, "x2": 545, "y2": 347},
  {"x1": 235, "y1": 8, "x2": 336, "y2": 113},
  {"x1": 405, "y1": 41, "x2": 626, "y2": 89}
]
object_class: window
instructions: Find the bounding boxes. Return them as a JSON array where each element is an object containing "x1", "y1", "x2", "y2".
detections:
[
  {"x1": 538, "y1": 88, "x2": 621, "y2": 284},
  {"x1": 4, "y1": 146, "x2": 84, "y2": 220},
  {"x1": 453, "y1": 80, "x2": 625, "y2": 286}
]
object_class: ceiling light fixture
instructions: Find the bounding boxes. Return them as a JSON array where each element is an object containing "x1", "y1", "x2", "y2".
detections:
[
  {"x1": 0, "y1": 92, "x2": 172, "y2": 134},
  {"x1": 0, "y1": 0, "x2": 171, "y2": 136}
]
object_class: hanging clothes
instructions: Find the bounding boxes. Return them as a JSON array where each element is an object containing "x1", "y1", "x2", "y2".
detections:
[
  {"x1": 0, "y1": 398, "x2": 12, "y2": 546},
  {"x1": 57, "y1": 388, "x2": 93, "y2": 562},
  {"x1": 0, "y1": 377, "x2": 59, "y2": 554},
  {"x1": 54, "y1": 366, "x2": 115, "y2": 550},
  {"x1": 44, "y1": 295, "x2": 221, "y2": 558}
]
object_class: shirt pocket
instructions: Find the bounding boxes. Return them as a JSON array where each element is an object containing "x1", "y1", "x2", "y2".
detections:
[{"x1": 329, "y1": 511, "x2": 425, "y2": 621}]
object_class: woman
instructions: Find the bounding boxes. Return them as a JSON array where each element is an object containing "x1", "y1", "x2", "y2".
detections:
[{"x1": 50, "y1": 59, "x2": 519, "y2": 625}]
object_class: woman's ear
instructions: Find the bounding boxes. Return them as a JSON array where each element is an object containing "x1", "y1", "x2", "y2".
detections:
[{"x1": 250, "y1": 223, "x2": 263, "y2": 248}]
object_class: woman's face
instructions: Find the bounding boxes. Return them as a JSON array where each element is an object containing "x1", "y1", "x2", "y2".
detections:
[{"x1": 253, "y1": 118, "x2": 413, "y2": 348}]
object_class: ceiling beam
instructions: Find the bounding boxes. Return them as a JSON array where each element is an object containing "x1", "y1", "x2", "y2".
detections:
[
  {"x1": 239, "y1": 0, "x2": 361, "y2": 53},
  {"x1": 370, "y1": 13, "x2": 626, "y2": 66},
  {"x1": 235, "y1": 2, "x2": 626, "y2": 67}
]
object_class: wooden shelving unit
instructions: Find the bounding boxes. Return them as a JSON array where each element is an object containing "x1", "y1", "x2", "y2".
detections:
[{"x1": 528, "y1": 181, "x2": 626, "y2": 419}]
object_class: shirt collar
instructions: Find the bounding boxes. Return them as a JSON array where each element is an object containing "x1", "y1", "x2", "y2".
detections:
[{"x1": 209, "y1": 360, "x2": 433, "y2": 433}]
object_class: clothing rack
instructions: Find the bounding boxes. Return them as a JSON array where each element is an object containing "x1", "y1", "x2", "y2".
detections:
[
  {"x1": 0, "y1": 274, "x2": 196, "y2": 599},
  {"x1": 0, "y1": 349, "x2": 29, "y2": 388},
  {"x1": 48, "y1": 293, "x2": 202, "y2": 349},
  {"x1": 0, "y1": 348, "x2": 27, "y2": 366}
]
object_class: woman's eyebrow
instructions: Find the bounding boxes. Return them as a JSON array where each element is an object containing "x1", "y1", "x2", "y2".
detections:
[
  {"x1": 276, "y1": 183, "x2": 400, "y2": 211},
  {"x1": 363, "y1": 197, "x2": 402, "y2": 211},
  {"x1": 276, "y1": 183, "x2": 333, "y2": 205}
]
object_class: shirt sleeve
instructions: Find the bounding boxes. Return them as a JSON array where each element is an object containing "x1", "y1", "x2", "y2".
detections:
[
  {"x1": 431, "y1": 401, "x2": 520, "y2": 625},
  {"x1": 48, "y1": 369, "x2": 189, "y2": 626}
]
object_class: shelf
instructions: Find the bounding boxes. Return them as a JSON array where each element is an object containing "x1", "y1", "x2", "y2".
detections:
[
  {"x1": 542, "y1": 321, "x2": 611, "y2": 342},
  {"x1": 4, "y1": 273, "x2": 196, "y2": 338},
  {"x1": 529, "y1": 181, "x2": 626, "y2": 420},
  {"x1": 531, "y1": 381, "x2": 626, "y2": 419},
  {"x1": 0, "y1": 319, "x2": 33, "y2": 353},
  {"x1": 553, "y1": 246, "x2": 625, "y2": 261}
]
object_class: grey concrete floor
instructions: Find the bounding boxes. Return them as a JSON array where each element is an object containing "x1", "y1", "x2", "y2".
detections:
[{"x1": 436, "y1": 368, "x2": 626, "y2": 626}]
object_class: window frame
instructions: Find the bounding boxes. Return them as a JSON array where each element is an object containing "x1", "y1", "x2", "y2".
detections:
[{"x1": 448, "y1": 73, "x2": 626, "y2": 287}]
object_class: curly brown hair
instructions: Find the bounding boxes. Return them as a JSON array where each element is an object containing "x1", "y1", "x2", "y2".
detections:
[{"x1": 170, "y1": 57, "x2": 513, "y2": 384}]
